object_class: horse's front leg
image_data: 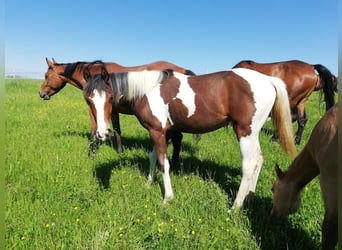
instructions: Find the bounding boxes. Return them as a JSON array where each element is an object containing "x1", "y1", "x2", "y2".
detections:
[
  {"x1": 88, "y1": 107, "x2": 99, "y2": 157},
  {"x1": 147, "y1": 147, "x2": 157, "y2": 185},
  {"x1": 111, "y1": 111, "x2": 123, "y2": 153},
  {"x1": 88, "y1": 106, "x2": 97, "y2": 140},
  {"x1": 150, "y1": 129, "x2": 174, "y2": 204},
  {"x1": 322, "y1": 211, "x2": 338, "y2": 250}
]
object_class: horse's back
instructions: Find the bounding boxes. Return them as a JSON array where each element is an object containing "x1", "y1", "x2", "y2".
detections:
[
  {"x1": 106, "y1": 61, "x2": 192, "y2": 75},
  {"x1": 233, "y1": 60, "x2": 314, "y2": 76}
]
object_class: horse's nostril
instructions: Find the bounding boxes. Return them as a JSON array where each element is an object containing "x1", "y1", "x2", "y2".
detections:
[
  {"x1": 96, "y1": 129, "x2": 112, "y2": 141},
  {"x1": 96, "y1": 131, "x2": 102, "y2": 140},
  {"x1": 39, "y1": 92, "x2": 50, "y2": 100}
]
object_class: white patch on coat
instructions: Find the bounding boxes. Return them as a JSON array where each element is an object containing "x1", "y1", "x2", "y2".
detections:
[
  {"x1": 230, "y1": 68, "x2": 284, "y2": 208},
  {"x1": 146, "y1": 72, "x2": 196, "y2": 128},
  {"x1": 231, "y1": 68, "x2": 278, "y2": 133},
  {"x1": 146, "y1": 85, "x2": 172, "y2": 128},
  {"x1": 173, "y1": 72, "x2": 196, "y2": 117},
  {"x1": 161, "y1": 154, "x2": 174, "y2": 203},
  {"x1": 126, "y1": 70, "x2": 164, "y2": 100}
]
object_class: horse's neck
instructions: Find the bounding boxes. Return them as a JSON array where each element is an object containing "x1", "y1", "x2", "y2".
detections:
[
  {"x1": 55, "y1": 64, "x2": 86, "y2": 90},
  {"x1": 68, "y1": 71, "x2": 87, "y2": 89},
  {"x1": 285, "y1": 147, "x2": 320, "y2": 190}
]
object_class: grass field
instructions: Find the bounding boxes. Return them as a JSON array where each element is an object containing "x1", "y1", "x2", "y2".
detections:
[{"x1": 5, "y1": 79, "x2": 332, "y2": 249}]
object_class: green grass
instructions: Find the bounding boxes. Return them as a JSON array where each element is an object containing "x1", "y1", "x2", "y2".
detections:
[{"x1": 5, "y1": 79, "x2": 332, "y2": 249}]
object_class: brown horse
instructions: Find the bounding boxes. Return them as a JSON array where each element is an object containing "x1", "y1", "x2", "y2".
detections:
[
  {"x1": 271, "y1": 104, "x2": 338, "y2": 250},
  {"x1": 233, "y1": 60, "x2": 337, "y2": 145},
  {"x1": 39, "y1": 58, "x2": 195, "y2": 159},
  {"x1": 83, "y1": 64, "x2": 296, "y2": 208}
]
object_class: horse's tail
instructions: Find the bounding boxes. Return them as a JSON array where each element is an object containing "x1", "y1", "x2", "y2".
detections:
[
  {"x1": 314, "y1": 64, "x2": 336, "y2": 110},
  {"x1": 269, "y1": 77, "x2": 296, "y2": 158}
]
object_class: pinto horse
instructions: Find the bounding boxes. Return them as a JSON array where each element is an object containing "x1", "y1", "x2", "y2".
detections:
[
  {"x1": 39, "y1": 58, "x2": 195, "y2": 158},
  {"x1": 83, "y1": 65, "x2": 296, "y2": 208},
  {"x1": 271, "y1": 103, "x2": 338, "y2": 250},
  {"x1": 233, "y1": 60, "x2": 337, "y2": 145}
]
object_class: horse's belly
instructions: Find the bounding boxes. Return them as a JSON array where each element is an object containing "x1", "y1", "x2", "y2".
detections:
[{"x1": 169, "y1": 112, "x2": 229, "y2": 133}]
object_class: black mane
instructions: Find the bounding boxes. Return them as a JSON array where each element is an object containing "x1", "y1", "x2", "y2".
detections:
[
  {"x1": 109, "y1": 72, "x2": 129, "y2": 99},
  {"x1": 61, "y1": 60, "x2": 104, "y2": 79},
  {"x1": 83, "y1": 62, "x2": 109, "y2": 97}
]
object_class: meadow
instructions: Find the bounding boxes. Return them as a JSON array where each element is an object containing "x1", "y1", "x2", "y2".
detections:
[{"x1": 5, "y1": 79, "x2": 331, "y2": 249}]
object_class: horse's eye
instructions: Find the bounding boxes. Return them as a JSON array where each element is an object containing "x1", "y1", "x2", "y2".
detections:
[{"x1": 109, "y1": 95, "x2": 115, "y2": 102}]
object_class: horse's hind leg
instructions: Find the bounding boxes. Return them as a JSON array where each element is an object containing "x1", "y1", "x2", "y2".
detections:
[
  {"x1": 166, "y1": 130, "x2": 183, "y2": 172},
  {"x1": 233, "y1": 135, "x2": 260, "y2": 208},
  {"x1": 249, "y1": 139, "x2": 263, "y2": 194},
  {"x1": 111, "y1": 112, "x2": 123, "y2": 153},
  {"x1": 295, "y1": 108, "x2": 307, "y2": 145}
]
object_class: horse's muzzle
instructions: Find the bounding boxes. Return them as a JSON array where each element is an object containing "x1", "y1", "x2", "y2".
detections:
[
  {"x1": 39, "y1": 91, "x2": 50, "y2": 100},
  {"x1": 270, "y1": 208, "x2": 285, "y2": 222},
  {"x1": 96, "y1": 128, "x2": 112, "y2": 141}
]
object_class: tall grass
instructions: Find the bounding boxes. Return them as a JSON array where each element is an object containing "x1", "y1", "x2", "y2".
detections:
[{"x1": 5, "y1": 79, "x2": 330, "y2": 249}]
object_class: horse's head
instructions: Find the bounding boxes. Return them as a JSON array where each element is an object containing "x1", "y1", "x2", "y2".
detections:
[
  {"x1": 39, "y1": 58, "x2": 68, "y2": 100},
  {"x1": 270, "y1": 164, "x2": 302, "y2": 219},
  {"x1": 83, "y1": 65, "x2": 113, "y2": 141}
]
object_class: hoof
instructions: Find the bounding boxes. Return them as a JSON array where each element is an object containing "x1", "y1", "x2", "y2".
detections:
[
  {"x1": 231, "y1": 203, "x2": 242, "y2": 212},
  {"x1": 163, "y1": 194, "x2": 174, "y2": 204},
  {"x1": 295, "y1": 137, "x2": 301, "y2": 145},
  {"x1": 270, "y1": 136, "x2": 278, "y2": 142},
  {"x1": 146, "y1": 179, "x2": 153, "y2": 187},
  {"x1": 88, "y1": 149, "x2": 96, "y2": 158},
  {"x1": 116, "y1": 146, "x2": 123, "y2": 153}
]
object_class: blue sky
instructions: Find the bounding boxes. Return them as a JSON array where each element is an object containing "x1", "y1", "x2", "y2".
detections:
[{"x1": 5, "y1": 0, "x2": 338, "y2": 78}]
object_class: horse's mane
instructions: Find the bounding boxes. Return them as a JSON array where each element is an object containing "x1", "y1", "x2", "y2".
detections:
[
  {"x1": 61, "y1": 60, "x2": 104, "y2": 79},
  {"x1": 84, "y1": 72, "x2": 110, "y2": 98},
  {"x1": 109, "y1": 70, "x2": 167, "y2": 101}
]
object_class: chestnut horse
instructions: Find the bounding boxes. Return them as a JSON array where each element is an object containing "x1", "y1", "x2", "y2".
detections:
[
  {"x1": 83, "y1": 65, "x2": 296, "y2": 208},
  {"x1": 39, "y1": 58, "x2": 195, "y2": 159},
  {"x1": 233, "y1": 60, "x2": 337, "y2": 145},
  {"x1": 271, "y1": 104, "x2": 338, "y2": 250}
]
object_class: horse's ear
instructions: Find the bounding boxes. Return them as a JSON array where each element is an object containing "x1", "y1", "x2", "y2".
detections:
[
  {"x1": 275, "y1": 164, "x2": 285, "y2": 179},
  {"x1": 84, "y1": 67, "x2": 91, "y2": 82},
  {"x1": 46, "y1": 58, "x2": 54, "y2": 67},
  {"x1": 101, "y1": 66, "x2": 109, "y2": 84},
  {"x1": 52, "y1": 58, "x2": 58, "y2": 64}
]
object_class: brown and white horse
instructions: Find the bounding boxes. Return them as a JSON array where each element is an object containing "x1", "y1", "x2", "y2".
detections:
[
  {"x1": 39, "y1": 58, "x2": 195, "y2": 159},
  {"x1": 271, "y1": 104, "x2": 338, "y2": 250},
  {"x1": 233, "y1": 60, "x2": 337, "y2": 145},
  {"x1": 83, "y1": 65, "x2": 296, "y2": 208}
]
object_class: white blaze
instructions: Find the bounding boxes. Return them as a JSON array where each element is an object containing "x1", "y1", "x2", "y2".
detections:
[{"x1": 90, "y1": 89, "x2": 110, "y2": 140}]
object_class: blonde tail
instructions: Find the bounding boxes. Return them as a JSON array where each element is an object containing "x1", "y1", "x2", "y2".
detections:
[{"x1": 269, "y1": 77, "x2": 296, "y2": 158}]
